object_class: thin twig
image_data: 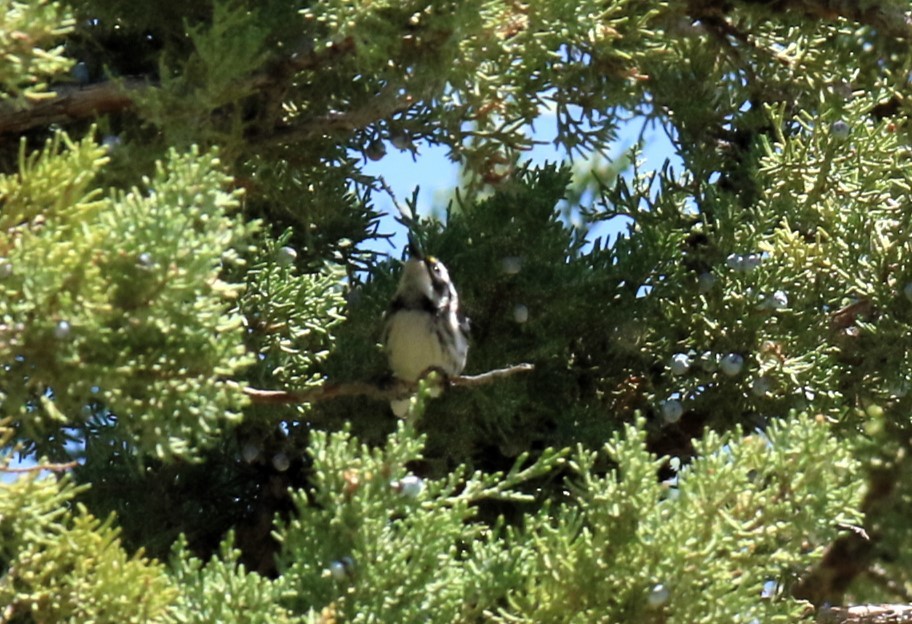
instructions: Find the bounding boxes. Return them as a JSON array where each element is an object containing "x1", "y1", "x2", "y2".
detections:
[
  {"x1": 453, "y1": 363, "x2": 535, "y2": 386},
  {"x1": 0, "y1": 460, "x2": 78, "y2": 473},
  {"x1": 819, "y1": 604, "x2": 912, "y2": 624},
  {"x1": 244, "y1": 363, "x2": 535, "y2": 405}
]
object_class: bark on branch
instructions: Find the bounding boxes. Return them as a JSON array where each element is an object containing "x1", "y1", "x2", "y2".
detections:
[
  {"x1": 689, "y1": 1, "x2": 912, "y2": 41},
  {"x1": 244, "y1": 363, "x2": 535, "y2": 405},
  {"x1": 819, "y1": 604, "x2": 912, "y2": 624},
  {"x1": 0, "y1": 37, "x2": 406, "y2": 142},
  {"x1": 0, "y1": 460, "x2": 78, "y2": 473},
  {"x1": 258, "y1": 82, "x2": 413, "y2": 145},
  {"x1": 0, "y1": 78, "x2": 147, "y2": 136},
  {"x1": 0, "y1": 76, "x2": 411, "y2": 144}
]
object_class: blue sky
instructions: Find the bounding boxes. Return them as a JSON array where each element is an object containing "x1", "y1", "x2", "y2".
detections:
[{"x1": 360, "y1": 109, "x2": 679, "y2": 256}]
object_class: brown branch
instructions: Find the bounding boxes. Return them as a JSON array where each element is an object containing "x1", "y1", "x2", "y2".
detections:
[
  {"x1": 0, "y1": 78, "x2": 148, "y2": 136},
  {"x1": 247, "y1": 380, "x2": 394, "y2": 404},
  {"x1": 0, "y1": 73, "x2": 412, "y2": 145},
  {"x1": 793, "y1": 459, "x2": 897, "y2": 605},
  {"x1": 453, "y1": 363, "x2": 535, "y2": 385},
  {"x1": 0, "y1": 460, "x2": 77, "y2": 473},
  {"x1": 689, "y1": 1, "x2": 912, "y2": 41},
  {"x1": 259, "y1": 82, "x2": 413, "y2": 146},
  {"x1": 244, "y1": 363, "x2": 535, "y2": 405},
  {"x1": 819, "y1": 604, "x2": 912, "y2": 624},
  {"x1": 0, "y1": 37, "x2": 402, "y2": 141}
]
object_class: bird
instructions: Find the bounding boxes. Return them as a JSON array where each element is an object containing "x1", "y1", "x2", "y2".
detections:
[{"x1": 382, "y1": 249, "x2": 469, "y2": 416}]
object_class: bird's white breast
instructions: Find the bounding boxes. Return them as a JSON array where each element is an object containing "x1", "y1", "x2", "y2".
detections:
[{"x1": 385, "y1": 309, "x2": 467, "y2": 381}]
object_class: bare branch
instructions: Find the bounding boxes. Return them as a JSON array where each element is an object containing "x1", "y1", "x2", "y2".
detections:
[
  {"x1": 246, "y1": 380, "x2": 395, "y2": 404},
  {"x1": 0, "y1": 460, "x2": 77, "y2": 473},
  {"x1": 819, "y1": 604, "x2": 912, "y2": 624},
  {"x1": 452, "y1": 363, "x2": 535, "y2": 386},
  {"x1": 244, "y1": 363, "x2": 535, "y2": 405},
  {"x1": 0, "y1": 78, "x2": 147, "y2": 136}
]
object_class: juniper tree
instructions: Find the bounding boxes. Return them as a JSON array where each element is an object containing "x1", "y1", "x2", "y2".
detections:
[{"x1": 1, "y1": 0, "x2": 911, "y2": 622}]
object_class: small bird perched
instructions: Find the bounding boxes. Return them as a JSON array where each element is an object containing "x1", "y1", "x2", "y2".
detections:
[{"x1": 383, "y1": 249, "x2": 469, "y2": 416}]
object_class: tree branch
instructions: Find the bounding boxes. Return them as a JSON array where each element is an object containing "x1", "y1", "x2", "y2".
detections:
[
  {"x1": 803, "y1": 1, "x2": 912, "y2": 40},
  {"x1": 258, "y1": 82, "x2": 413, "y2": 146},
  {"x1": 0, "y1": 460, "x2": 77, "y2": 473},
  {"x1": 0, "y1": 37, "x2": 403, "y2": 142},
  {"x1": 686, "y1": 1, "x2": 912, "y2": 41},
  {"x1": 819, "y1": 604, "x2": 912, "y2": 624},
  {"x1": 244, "y1": 363, "x2": 535, "y2": 405},
  {"x1": 0, "y1": 78, "x2": 147, "y2": 136}
]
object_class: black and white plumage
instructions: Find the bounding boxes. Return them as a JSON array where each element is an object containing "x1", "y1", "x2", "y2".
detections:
[{"x1": 383, "y1": 254, "x2": 469, "y2": 415}]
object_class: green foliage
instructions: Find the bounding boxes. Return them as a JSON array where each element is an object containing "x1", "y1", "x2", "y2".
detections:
[
  {"x1": 169, "y1": 535, "x2": 301, "y2": 624},
  {"x1": 239, "y1": 232, "x2": 347, "y2": 394},
  {"x1": 138, "y1": 0, "x2": 271, "y2": 152},
  {"x1": 295, "y1": 0, "x2": 664, "y2": 182},
  {"x1": 0, "y1": 0, "x2": 74, "y2": 102},
  {"x1": 278, "y1": 414, "x2": 562, "y2": 622},
  {"x1": 755, "y1": 101, "x2": 912, "y2": 405},
  {"x1": 0, "y1": 0, "x2": 910, "y2": 620},
  {"x1": 238, "y1": 230, "x2": 349, "y2": 442},
  {"x1": 0, "y1": 409, "x2": 864, "y2": 621},
  {"x1": 0, "y1": 134, "x2": 254, "y2": 459},
  {"x1": 184, "y1": 410, "x2": 856, "y2": 621},
  {"x1": 0, "y1": 458, "x2": 174, "y2": 621},
  {"x1": 498, "y1": 415, "x2": 862, "y2": 623},
  {"x1": 276, "y1": 417, "x2": 565, "y2": 622}
]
